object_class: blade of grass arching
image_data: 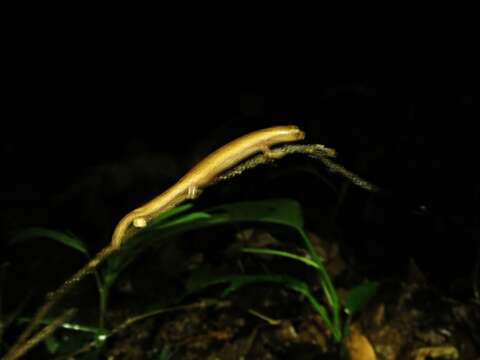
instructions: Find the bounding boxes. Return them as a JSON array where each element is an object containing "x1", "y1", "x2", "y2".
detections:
[
  {"x1": 10, "y1": 228, "x2": 89, "y2": 256},
  {"x1": 153, "y1": 211, "x2": 213, "y2": 231},
  {"x1": 156, "y1": 198, "x2": 303, "y2": 233},
  {"x1": 241, "y1": 248, "x2": 323, "y2": 269},
  {"x1": 187, "y1": 273, "x2": 293, "y2": 298},
  {"x1": 186, "y1": 273, "x2": 303, "y2": 297},
  {"x1": 148, "y1": 203, "x2": 196, "y2": 225},
  {"x1": 207, "y1": 198, "x2": 305, "y2": 227},
  {"x1": 133, "y1": 198, "x2": 306, "y2": 243},
  {"x1": 219, "y1": 274, "x2": 302, "y2": 297}
]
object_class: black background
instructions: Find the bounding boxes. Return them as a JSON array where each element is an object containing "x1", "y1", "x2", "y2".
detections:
[{"x1": 1, "y1": 5, "x2": 479, "y2": 291}]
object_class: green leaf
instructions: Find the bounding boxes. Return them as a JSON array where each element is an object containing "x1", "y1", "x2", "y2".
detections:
[
  {"x1": 153, "y1": 211, "x2": 212, "y2": 230},
  {"x1": 186, "y1": 273, "x2": 307, "y2": 298},
  {"x1": 205, "y1": 198, "x2": 305, "y2": 229},
  {"x1": 242, "y1": 247, "x2": 323, "y2": 268},
  {"x1": 135, "y1": 198, "x2": 305, "y2": 241},
  {"x1": 344, "y1": 281, "x2": 378, "y2": 317},
  {"x1": 149, "y1": 203, "x2": 196, "y2": 225},
  {"x1": 11, "y1": 228, "x2": 89, "y2": 256}
]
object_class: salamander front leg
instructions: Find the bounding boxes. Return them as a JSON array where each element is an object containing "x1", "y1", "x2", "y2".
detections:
[{"x1": 260, "y1": 144, "x2": 286, "y2": 160}]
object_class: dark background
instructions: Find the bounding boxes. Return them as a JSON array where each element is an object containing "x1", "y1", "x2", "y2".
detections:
[{"x1": 1, "y1": 5, "x2": 479, "y2": 294}]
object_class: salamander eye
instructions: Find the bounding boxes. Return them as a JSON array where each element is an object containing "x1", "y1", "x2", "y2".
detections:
[
  {"x1": 132, "y1": 217, "x2": 147, "y2": 228},
  {"x1": 292, "y1": 128, "x2": 305, "y2": 140}
]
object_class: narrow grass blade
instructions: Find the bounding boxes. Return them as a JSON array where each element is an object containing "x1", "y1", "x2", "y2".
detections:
[{"x1": 11, "y1": 228, "x2": 88, "y2": 256}]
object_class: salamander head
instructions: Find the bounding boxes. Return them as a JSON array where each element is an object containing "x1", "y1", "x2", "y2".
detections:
[
  {"x1": 285, "y1": 125, "x2": 305, "y2": 141},
  {"x1": 269, "y1": 125, "x2": 305, "y2": 143}
]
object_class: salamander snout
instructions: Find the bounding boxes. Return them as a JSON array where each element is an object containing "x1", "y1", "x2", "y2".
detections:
[{"x1": 286, "y1": 125, "x2": 306, "y2": 140}]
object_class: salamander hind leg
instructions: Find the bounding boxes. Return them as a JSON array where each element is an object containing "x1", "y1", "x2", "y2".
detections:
[
  {"x1": 187, "y1": 185, "x2": 202, "y2": 199},
  {"x1": 133, "y1": 217, "x2": 148, "y2": 228}
]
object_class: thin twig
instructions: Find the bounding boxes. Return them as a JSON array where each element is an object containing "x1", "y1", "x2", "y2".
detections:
[
  {"x1": 308, "y1": 151, "x2": 380, "y2": 192},
  {"x1": 5, "y1": 308, "x2": 77, "y2": 360},
  {"x1": 214, "y1": 144, "x2": 336, "y2": 183}
]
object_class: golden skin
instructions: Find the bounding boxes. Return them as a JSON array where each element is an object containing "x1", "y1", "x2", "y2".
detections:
[{"x1": 111, "y1": 125, "x2": 305, "y2": 249}]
